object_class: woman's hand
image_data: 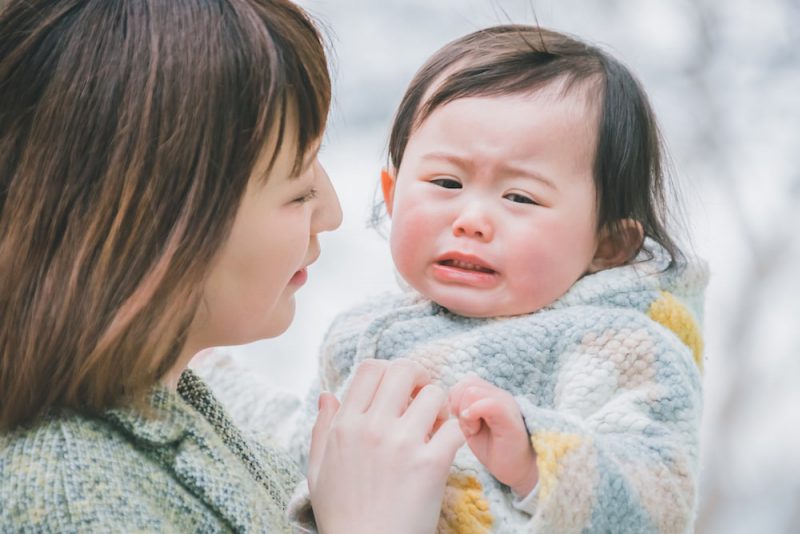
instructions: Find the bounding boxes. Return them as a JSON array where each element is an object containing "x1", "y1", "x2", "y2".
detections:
[
  {"x1": 449, "y1": 374, "x2": 538, "y2": 497},
  {"x1": 307, "y1": 359, "x2": 465, "y2": 534}
]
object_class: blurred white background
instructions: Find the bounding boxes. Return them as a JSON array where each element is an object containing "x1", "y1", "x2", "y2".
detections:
[{"x1": 223, "y1": 1, "x2": 800, "y2": 532}]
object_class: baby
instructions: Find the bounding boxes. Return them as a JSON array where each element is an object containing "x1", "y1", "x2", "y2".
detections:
[{"x1": 292, "y1": 25, "x2": 707, "y2": 533}]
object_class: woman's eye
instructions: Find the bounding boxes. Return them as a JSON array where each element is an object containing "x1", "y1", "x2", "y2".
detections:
[
  {"x1": 504, "y1": 192, "x2": 537, "y2": 205},
  {"x1": 430, "y1": 178, "x2": 462, "y2": 189},
  {"x1": 293, "y1": 188, "x2": 318, "y2": 204}
]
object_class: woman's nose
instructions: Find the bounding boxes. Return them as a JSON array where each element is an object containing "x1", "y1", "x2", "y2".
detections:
[
  {"x1": 452, "y1": 203, "x2": 493, "y2": 241},
  {"x1": 313, "y1": 161, "x2": 343, "y2": 233}
]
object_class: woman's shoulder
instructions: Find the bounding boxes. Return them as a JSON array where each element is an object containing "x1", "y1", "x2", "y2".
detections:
[
  {"x1": 0, "y1": 412, "x2": 160, "y2": 529},
  {"x1": 1, "y1": 410, "x2": 126, "y2": 469},
  {"x1": 0, "y1": 403, "x2": 292, "y2": 532}
]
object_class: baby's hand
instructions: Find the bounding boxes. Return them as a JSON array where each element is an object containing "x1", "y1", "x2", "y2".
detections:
[{"x1": 449, "y1": 374, "x2": 538, "y2": 497}]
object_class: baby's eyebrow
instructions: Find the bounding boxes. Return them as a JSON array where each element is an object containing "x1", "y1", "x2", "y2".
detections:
[
  {"x1": 495, "y1": 161, "x2": 556, "y2": 190},
  {"x1": 420, "y1": 151, "x2": 473, "y2": 170}
]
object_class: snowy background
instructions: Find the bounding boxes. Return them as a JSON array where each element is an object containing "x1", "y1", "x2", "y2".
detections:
[{"x1": 219, "y1": 1, "x2": 800, "y2": 532}]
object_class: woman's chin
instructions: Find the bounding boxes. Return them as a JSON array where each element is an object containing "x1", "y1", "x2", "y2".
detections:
[{"x1": 258, "y1": 300, "x2": 297, "y2": 339}]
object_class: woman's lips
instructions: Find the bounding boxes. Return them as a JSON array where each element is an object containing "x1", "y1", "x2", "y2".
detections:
[
  {"x1": 291, "y1": 250, "x2": 319, "y2": 288},
  {"x1": 289, "y1": 268, "x2": 308, "y2": 286}
]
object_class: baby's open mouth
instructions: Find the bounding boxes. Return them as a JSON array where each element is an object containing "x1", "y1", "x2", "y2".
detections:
[{"x1": 438, "y1": 259, "x2": 496, "y2": 274}]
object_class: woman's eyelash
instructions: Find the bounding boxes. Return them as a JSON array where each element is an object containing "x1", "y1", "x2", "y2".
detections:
[{"x1": 294, "y1": 188, "x2": 318, "y2": 204}]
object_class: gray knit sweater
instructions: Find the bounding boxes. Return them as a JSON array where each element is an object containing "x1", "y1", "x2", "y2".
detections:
[
  {"x1": 290, "y1": 242, "x2": 707, "y2": 533},
  {"x1": 1, "y1": 370, "x2": 304, "y2": 532}
]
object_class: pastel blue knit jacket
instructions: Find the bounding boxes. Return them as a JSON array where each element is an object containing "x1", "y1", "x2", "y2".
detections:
[{"x1": 291, "y1": 242, "x2": 707, "y2": 534}]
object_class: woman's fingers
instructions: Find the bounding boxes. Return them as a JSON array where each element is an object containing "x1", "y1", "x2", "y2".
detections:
[
  {"x1": 401, "y1": 384, "x2": 448, "y2": 438},
  {"x1": 309, "y1": 386, "x2": 465, "y2": 534},
  {"x1": 428, "y1": 417, "x2": 466, "y2": 457},
  {"x1": 308, "y1": 392, "x2": 340, "y2": 487},
  {"x1": 339, "y1": 359, "x2": 388, "y2": 414},
  {"x1": 368, "y1": 359, "x2": 431, "y2": 417}
]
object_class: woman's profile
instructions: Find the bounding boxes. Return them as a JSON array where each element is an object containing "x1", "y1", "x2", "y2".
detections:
[{"x1": 0, "y1": 1, "x2": 463, "y2": 531}]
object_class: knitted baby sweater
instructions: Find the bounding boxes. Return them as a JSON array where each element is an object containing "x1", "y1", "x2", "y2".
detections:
[
  {"x1": 291, "y1": 243, "x2": 707, "y2": 534},
  {"x1": 1, "y1": 370, "x2": 306, "y2": 532}
]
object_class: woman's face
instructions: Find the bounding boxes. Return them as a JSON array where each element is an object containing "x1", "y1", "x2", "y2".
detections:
[{"x1": 187, "y1": 126, "x2": 342, "y2": 351}]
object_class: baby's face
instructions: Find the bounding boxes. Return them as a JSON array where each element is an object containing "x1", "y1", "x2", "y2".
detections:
[{"x1": 385, "y1": 86, "x2": 601, "y2": 317}]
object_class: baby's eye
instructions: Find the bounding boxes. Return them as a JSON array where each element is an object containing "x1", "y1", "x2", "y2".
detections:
[
  {"x1": 430, "y1": 178, "x2": 462, "y2": 189},
  {"x1": 504, "y1": 192, "x2": 537, "y2": 205}
]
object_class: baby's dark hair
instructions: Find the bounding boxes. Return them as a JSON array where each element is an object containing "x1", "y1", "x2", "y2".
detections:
[{"x1": 387, "y1": 25, "x2": 683, "y2": 264}]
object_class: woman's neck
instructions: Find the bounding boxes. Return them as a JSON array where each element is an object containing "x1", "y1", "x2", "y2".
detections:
[{"x1": 161, "y1": 343, "x2": 202, "y2": 390}]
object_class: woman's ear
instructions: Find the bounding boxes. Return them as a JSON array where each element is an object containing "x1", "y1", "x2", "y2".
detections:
[
  {"x1": 588, "y1": 219, "x2": 644, "y2": 273},
  {"x1": 381, "y1": 168, "x2": 396, "y2": 217}
]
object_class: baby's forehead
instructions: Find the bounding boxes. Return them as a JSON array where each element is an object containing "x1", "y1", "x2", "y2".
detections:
[
  {"x1": 401, "y1": 84, "x2": 602, "y2": 182},
  {"x1": 414, "y1": 73, "x2": 602, "y2": 131}
]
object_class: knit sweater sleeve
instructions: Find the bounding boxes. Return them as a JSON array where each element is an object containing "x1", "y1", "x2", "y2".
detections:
[{"x1": 513, "y1": 309, "x2": 703, "y2": 533}]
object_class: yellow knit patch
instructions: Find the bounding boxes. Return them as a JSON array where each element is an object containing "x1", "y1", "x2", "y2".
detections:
[
  {"x1": 438, "y1": 472, "x2": 493, "y2": 534},
  {"x1": 647, "y1": 291, "x2": 704, "y2": 372},
  {"x1": 531, "y1": 431, "x2": 583, "y2": 501}
]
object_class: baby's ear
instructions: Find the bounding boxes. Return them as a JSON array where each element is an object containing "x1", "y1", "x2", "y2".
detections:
[
  {"x1": 381, "y1": 168, "x2": 397, "y2": 216},
  {"x1": 588, "y1": 219, "x2": 644, "y2": 273}
]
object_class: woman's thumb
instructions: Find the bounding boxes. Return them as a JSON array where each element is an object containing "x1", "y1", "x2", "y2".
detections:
[{"x1": 308, "y1": 392, "x2": 339, "y2": 486}]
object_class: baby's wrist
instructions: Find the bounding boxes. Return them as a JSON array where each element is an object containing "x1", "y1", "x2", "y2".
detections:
[{"x1": 509, "y1": 454, "x2": 539, "y2": 497}]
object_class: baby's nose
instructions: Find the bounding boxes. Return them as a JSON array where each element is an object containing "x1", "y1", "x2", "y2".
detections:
[{"x1": 452, "y1": 206, "x2": 493, "y2": 241}]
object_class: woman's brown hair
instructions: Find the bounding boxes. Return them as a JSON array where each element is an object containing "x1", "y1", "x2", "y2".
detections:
[{"x1": 0, "y1": 0, "x2": 330, "y2": 430}]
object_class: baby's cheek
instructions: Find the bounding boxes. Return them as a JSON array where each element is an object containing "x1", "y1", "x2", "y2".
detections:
[
  {"x1": 506, "y1": 251, "x2": 576, "y2": 311},
  {"x1": 389, "y1": 208, "x2": 439, "y2": 270}
]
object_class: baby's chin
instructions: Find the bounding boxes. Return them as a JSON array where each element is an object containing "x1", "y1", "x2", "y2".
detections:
[
  {"x1": 403, "y1": 274, "x2": 557, "y2": 318},
  {"x1": 428, "y1": 292, "x2": 546, "y2": 319}
]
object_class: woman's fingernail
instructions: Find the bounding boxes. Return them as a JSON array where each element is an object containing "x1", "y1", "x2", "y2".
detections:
[{"x1": 461, "y1": 409, "x2": 470, "y2": 419}]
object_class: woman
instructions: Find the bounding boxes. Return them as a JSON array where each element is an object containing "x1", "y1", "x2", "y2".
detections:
[{"x1": 0, "y1": 0, "x2": 463, "y2": 531}]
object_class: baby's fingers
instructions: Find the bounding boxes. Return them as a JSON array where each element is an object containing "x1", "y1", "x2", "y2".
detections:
[
  {"x1": 460, "y1": 397, "x2": 513, "y2": 433},
  {"x1": 457, "y1": 409, "x2": 484, "y2": 437},
  {"x1": 448, "y1": 373, "x2": 490, "y2": 414}
]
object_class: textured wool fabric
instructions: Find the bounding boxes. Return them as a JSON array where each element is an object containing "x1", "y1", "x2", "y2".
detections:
[
  {"x1": 289, "y1": 241, "x2": 707, "y2": 534},
  {"x1": 0, "y1": 370, "x2": 305, "y2": 532},
  {"x1": 192, "y1": 351, "x2": 304, "y2": 449}
]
